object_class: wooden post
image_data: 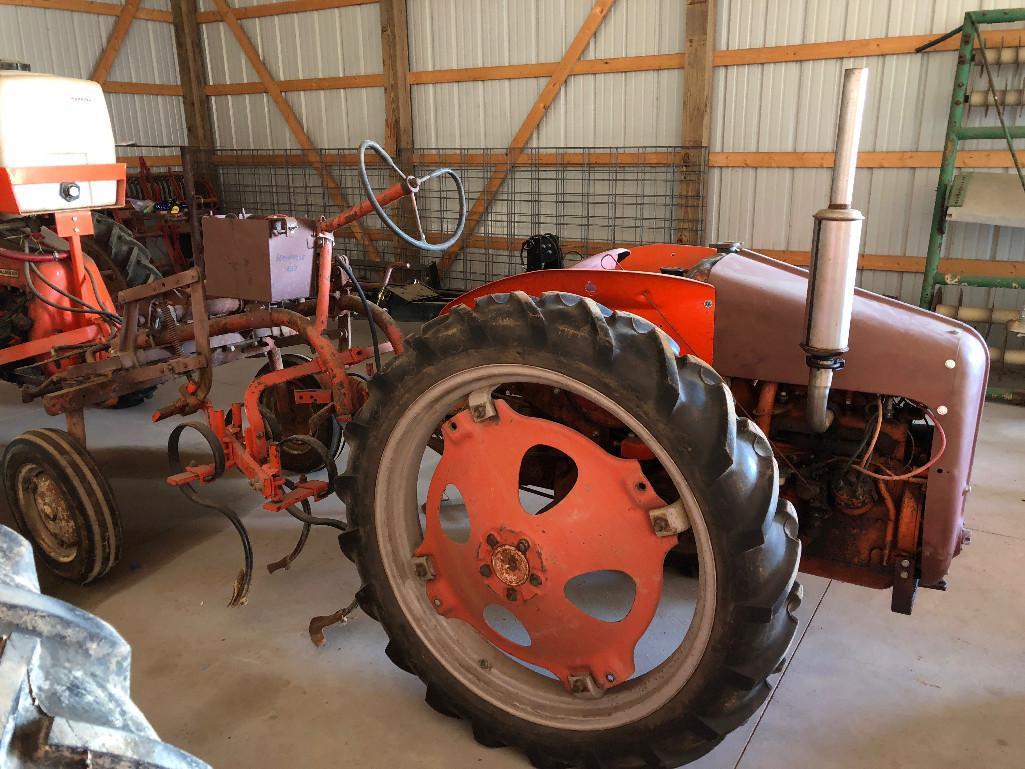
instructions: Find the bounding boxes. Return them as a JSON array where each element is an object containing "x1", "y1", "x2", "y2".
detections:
[
  {"x1": 677, "y1": 0, "x2": 715, "y2": 245},
  {"x1": 379, "y1": 0, "x2": 418, "y2": 263},
  {"x1": 170, "y1": 0, "x2": 214, "y2": 150}
]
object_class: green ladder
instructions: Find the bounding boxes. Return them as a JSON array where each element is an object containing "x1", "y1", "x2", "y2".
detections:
[{"x1": 919, "y1": 8, "x2": 1025, "y2": 307}]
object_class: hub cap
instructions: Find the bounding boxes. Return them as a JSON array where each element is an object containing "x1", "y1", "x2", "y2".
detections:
[
  {"x1": 416, "y1": 399, "x2": 677, "y2": 692},
  {"x1": 16, "y1": 463, "x2": 78, "y2": 562}
]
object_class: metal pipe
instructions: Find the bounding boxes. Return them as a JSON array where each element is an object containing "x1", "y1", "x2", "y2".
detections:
[{"x1": 802, "y1": 67, "x2": 869, "y2": 433}]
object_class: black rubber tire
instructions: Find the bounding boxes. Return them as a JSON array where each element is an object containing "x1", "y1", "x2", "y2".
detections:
[
  {"x1": 2, "y1": 428, "x2": 122, "y2": 584},
  {"x1": 256, "y1": 353, "x2": 343, "y2": 473},
  {"x1": 338, "y1": 292, "x2": 802, "y2": 769},
  {"x1": 0, "y1": 524, "x2": 208, "y2": 768}
]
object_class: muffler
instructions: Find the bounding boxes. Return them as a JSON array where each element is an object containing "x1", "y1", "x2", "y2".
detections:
[{"x1": 802, "y1": 67, "x2": 869, "y2": 433}]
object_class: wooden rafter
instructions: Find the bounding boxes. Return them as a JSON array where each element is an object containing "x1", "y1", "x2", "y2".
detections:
[
  {"x1": 438, "y1": 0, "x2": 617, "y2": 272},
  {"x1": 89, "y1": 0, "x2": 139, "y2": 84},
  {"x1": 209, "y1": 0, "x2": 379, "y2": 258}
]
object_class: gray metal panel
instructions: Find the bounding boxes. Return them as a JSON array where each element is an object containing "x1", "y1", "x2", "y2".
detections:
[
  {"x1": 201, "y1": 5, "x2": 385, "y2": 149},
  {"x1": 0, "y1": 7, "x2": 112, "y2": 79},
  {"x1": 107, "y1": 19, "x2": 180, "y2": 85},
  {"x1": 408, "y1": 0, "x2": 688, "y2": 148}
]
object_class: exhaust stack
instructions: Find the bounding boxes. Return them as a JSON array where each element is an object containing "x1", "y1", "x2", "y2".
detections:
[{"x1": 802, "y1": 67, "x2": 869, "y2": 433}]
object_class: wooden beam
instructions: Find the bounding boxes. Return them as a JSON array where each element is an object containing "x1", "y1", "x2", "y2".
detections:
[
  {"x1": 89, "y1": 0, "x2": 139, "y2": 84},
  {"x1": 0, "y1": 0, "x2": 169, "y2": 21},
  {"x1": 408, "y1": 52, "x2": 685, "y2": 86},
  {"x1": 202, "y1": 52, "x2": 685, "y2": 95},
  {"x1": 209, "y1": 0, "x2": 379, "y2": 258},
  {"x1": 103, "y1": 81, "x2": 183, "y2": 96},
  {"x1": 714, "y1": 28, "x2": 1025, "y2": 68},
  {"x1": 760, "y1": 250, "x2": 1025, "y2": 279},
  {"x1": 195, "y1": 0, "x2": 376, "y2": 23},
  {"x1": 709, "y1": 149, "x2": 1025, "y2": 168},
  {"x1": 205, "y1": 73, "x2": 384, "y2": 96},
  {"x1": 171, "y1": 0, "x2": 214, "y2": 149},
  {"x1": 676, "y1": 0, "x2": 714, "y2": 245},
  {"x1": 438, "y1": 0, "x2": 617, "y2": 272},
  {"x1": 195, "y1": 148, "x2": 1022, "y2": 170}
]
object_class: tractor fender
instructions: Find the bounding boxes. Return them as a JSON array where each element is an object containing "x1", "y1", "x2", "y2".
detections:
[{"x1": 442, "y1": 269, "x2": 716, "y2": 363}]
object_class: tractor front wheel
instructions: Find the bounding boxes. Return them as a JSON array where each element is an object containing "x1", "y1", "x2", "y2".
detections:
[
  {"x1": 2, "y1": 428, "x2": 121, "y2": 583},
  {"x1": 339, "y1": 292, "x2": 801, "y2": 768}
]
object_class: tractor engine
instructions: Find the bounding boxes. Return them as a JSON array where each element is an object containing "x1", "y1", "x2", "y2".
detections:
[{"x1": 730, "y1": 381, "x2": 930, "y2": 589}]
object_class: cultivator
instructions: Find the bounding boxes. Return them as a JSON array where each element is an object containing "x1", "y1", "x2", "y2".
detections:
[{"x1": 1, "y1": 66, "x2": 990, "y2": 769}]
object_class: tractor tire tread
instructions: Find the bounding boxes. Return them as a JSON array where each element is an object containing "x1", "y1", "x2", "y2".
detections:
[{"x1": 344, "y1": 292, "x2": 801, "y2": 769}]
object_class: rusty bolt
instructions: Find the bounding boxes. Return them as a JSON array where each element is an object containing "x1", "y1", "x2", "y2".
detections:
[
  {"x1": 479, "y1": 564, "x2": 492, "y2": 578},
  {"x1": 652, "y1": 516, "x2": 670, "y2": 534},
  {"x1": 516, "y1": 538, "x2": 530, "y2": 553},
  {"x1": 414, "y1": 563, "x2": 428, "y2": 579},
  {"x1": 505, "y1": 588, "x2": 517, "y2": 601},
  {"x1": 432, "y1": 598, "x2": 442, "y2": 607},
  {"x1": 900, "y1": 558, "x2": 910, "y2": 568},
  {"x1": 529, "y1": 573, "x2": 542, "y2": 587},
  {"x1": 900, "y1": 570, "x2": 910, "y2": 579},
  {"x1": 479, "y1": 659, "x2": 492, "y2": 671},
  {"x1": 471, "y1": 405, "x2": 487, "y2": 420},
  {"x1": 486, "y1": 533, "x2": 499, "y2": 547}
]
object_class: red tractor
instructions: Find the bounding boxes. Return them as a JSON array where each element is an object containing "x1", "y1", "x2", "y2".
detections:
[
  {"x1": 333, "y1": 68, "x2": 986, "y2": 767},
  {"x1": 0, "y1": 67, "x2": 985, "y2": 769}
]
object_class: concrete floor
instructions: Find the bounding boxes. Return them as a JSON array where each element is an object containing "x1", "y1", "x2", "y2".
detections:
[{"x1": 1, "y1": 359, "x2": 1023, "y2": 769}]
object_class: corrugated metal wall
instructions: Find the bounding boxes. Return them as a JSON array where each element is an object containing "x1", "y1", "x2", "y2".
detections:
[
  {"x1": 711, "y1": 0, "x2": 1025, "y2": 323},
  {"x1": 1, "y1": 0, "x2": 1022, "y2": 329},
  {"x1": 198, "y1": 0, "x2": 385, "y2": 148},
  {"x1": 408, "y1": 0, "x2": 684, "y2": 147},
  {"x1": 0, "y1": 3, "x2": 186, "y2": 147}
]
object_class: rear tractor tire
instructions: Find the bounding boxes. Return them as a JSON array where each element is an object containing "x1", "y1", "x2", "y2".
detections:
[
  {"x1": 339, "y1": 292, "x2": 802, "y2": 768},
  {"x1": 2, "y1": 428, "x2": 121, "y2": 584}
]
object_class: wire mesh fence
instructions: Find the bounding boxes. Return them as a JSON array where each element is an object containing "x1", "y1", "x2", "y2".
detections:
[{"x1": 170, "y1": 145, "x2": 707, "y2": 292}]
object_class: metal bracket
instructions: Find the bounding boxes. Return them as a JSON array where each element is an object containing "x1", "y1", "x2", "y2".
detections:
[
  {"x1": 890, "y1": 554, "x2": 919, "y2": 615},
  {"x1": 649, "y1": 500, "x2": 690, "y2": 537}
]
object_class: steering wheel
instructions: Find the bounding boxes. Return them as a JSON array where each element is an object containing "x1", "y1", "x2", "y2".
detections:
[{"x1": 358, "y1": 139, "x2": 467, "y2": 252}]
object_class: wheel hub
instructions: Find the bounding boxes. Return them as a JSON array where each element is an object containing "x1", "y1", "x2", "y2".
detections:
[
  {"x1": 415, "y1": 398, "x2": 679, "y2": 694},
  {"x1": 18, "y1": 464, "x2": 77, "y2": 559},
  {"x1": 490, "y1": 544, "x2": 529, "y2": 586}
]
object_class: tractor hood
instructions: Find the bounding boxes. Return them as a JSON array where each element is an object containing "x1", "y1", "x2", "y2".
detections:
[{"x1": 707, "y1": 249, "x2": 989, "y2": 585}]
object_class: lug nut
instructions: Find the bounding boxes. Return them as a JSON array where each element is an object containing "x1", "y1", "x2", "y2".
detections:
[
  {"x1": 479, "y1": 564, "x2": 492, "y2": 577},
  {"x1": 486, "y1": 534, "x2": 499, "y2": 547},
  {"x1": 529, "y1": 574, "x2": 542, "y2": 587},
  {"x1": 516, "y1": 538, "x2": 530, "y2": 553},
  {"x1": 505, "y1": 588, "x2": 517, "y2": 601}
]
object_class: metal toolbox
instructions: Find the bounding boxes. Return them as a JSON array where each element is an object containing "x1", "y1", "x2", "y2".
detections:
[{"x1": 203, "y1": 215, "x2": 317, "y2": 302}]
